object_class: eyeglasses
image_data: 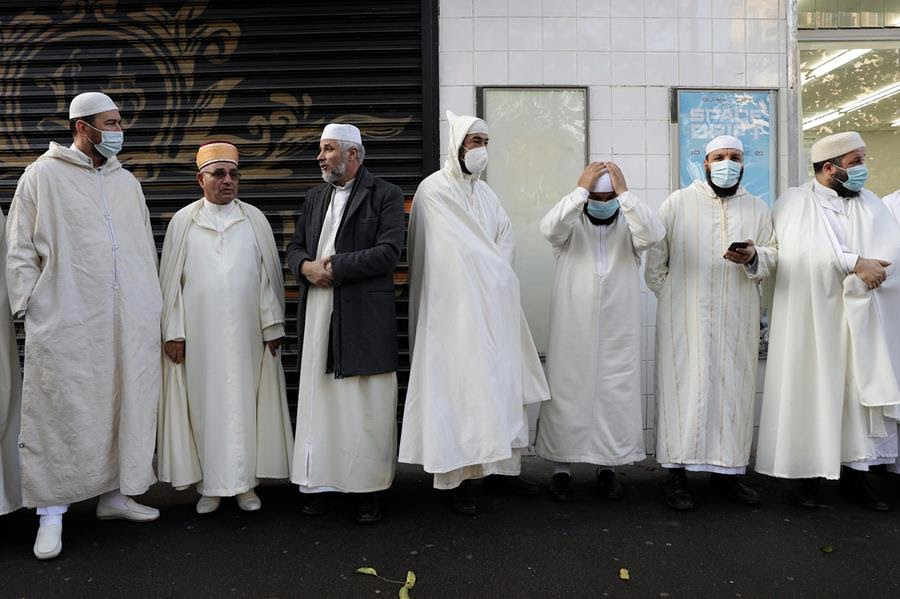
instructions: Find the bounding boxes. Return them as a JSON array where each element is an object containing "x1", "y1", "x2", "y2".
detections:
[{"x1": 201, "y1": 168, "x2": 240, "y2": 180}]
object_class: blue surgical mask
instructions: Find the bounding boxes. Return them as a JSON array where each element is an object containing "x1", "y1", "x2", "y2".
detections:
[
  {"x1": 709, "y1": 159, "x2": 742, "y2": 188},
  {"x1": 832, "y1": 163, "x2": 868, "y2": 192},
  {"x1": 587, "y1": 198, "x2": 620, "y2": 220},
  {"x1": 83, "y1": 121, "x2": 124, "y2": 159}
]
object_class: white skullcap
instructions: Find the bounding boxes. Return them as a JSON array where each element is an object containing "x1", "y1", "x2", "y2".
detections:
[
  {"x1": 466, "y1": 118, "x2": 489, "y2": 135},
  {"x1": 810, "y1": 131, "x2": 865, "y2": 163},
  {"x1": 69, "y1": 92, "x2": 118, "y2": 119},
  {"x1": 321, "y1": 123, "x2": 362, "y2": 145},
  {"x1": 591, "y1": 173, "x2": 614, "y2": 193},
  {"x1": 705, "y1": 135, "x2": 743, "y2": 156}
]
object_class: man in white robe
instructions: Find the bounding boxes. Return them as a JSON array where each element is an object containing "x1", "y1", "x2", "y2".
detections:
[
  {"x1": 756, "y1": 132, "x2": 900, "y2": 511},
  {"x1": 535, "y1": 163, "x2": 664, "y2": 501},
  {"x1": 157, "y1": 142, "x2": 293, "y2": 514},
  {"x1": 882, "y1": 188, "x2": 900, "y2": 477},
  {"x1": 645, "y1": 135, "x2": 777, "y2": 511},
  {"x1": 286, "y1": 123, "x2": 404, "y2": 524},
  {"x1": 0, "y1": 209, "x2": 22, "y2": 518},
  {"x1": 6, "y1": 92, "x2": 162, "y2": 560},
  {"x1": 399, "y1": 111, "x2": 550, "y2": 515}
]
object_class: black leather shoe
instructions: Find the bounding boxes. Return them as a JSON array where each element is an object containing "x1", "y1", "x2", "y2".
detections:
[
  {"x1": 840, "y1": 467, "x2": 890, "y2": 512},
  {"x1": 549, "y1": 472, "x2": 572, "y2": 502},
  {"x1": 710, "y1": 473, "x2": 760, "y2": 506},
  {"x1": 664, "y1": 468, "x2": 695, "y2": 511},
  {"x1": 596, "y1": 468, "x2": 624, "y2": 500},
  {"x1": 451, "y1": 480, "x2": 477, "y2": 516},
  {"x1": 485, "y1": 475, "x2": 541, "y2": 497},
  {"x1": 355, "y1": 493, "x2": 382, "y2": 524},
  {"x1": 301, "y1": 493, "x2": 333, "y2": 516},
  {"x1": 795, "y1": 478, "x2": 824, "y2": 508}
]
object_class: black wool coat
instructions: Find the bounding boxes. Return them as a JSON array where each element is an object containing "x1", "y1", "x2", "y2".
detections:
[{"x1": 286, "y1": 166, "x2": 404, "y2": 377}]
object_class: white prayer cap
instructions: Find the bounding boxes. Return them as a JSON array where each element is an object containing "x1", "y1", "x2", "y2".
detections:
[
  {"x1": 810, "y1": 131, "x2": 865, "y2": 163},
  {"x1": 466, "y1": 118, "x2": 489, "y2": 135},
  {"x1": 705, "y1": 135, "x2": 743, "y2": 156},
  {"x1": 321, "y1": 123, "x2": 362, "y2": 145},
  {"x1": 69, "y1": 92, "x2": 118, "y2": 119},
  {"x1": 591, "y1": 173, "x2": 614, "y2": 194}
]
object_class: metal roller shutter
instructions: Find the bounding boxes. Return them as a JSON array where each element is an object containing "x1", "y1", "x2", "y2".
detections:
[{"x1": 0, "y1": 0, "x2": 439, "y2": 420}]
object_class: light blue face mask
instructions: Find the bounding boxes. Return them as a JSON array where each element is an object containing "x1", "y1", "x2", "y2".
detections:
[
  {"x1": 832, "y1": 163, "x2": 868, "y2": 192},
  {"x1": 83, "y1": 121, "x2": 124, "y2": 159},
  {"x1": 587, "y1": 198, "x2": 620, "y2": 220},
  {"x1": 709, "y1": 159, "x2": 742, "y2": 188}
]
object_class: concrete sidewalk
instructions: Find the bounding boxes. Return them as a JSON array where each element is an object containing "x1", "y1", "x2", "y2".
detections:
[{"x1": 1, "y1": 459, "x2": 898, "y2": 598}]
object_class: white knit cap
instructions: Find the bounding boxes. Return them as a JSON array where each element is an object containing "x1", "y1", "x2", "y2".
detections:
[
  {"x1": 810, "y1": 131, "x2": 865, "y2": 163},
  {"x1": 591, "y1": 173, "x2": 614, "y2": 193},
  {"x1": 321, "y1": 123, "x2": 362, "y2": 144},
  {"x1": 705, "y1": 135, "x2": 743, "y2": 156},
  {"x1": 69, "y1": 92, "x2": 118, "y2": 119}
]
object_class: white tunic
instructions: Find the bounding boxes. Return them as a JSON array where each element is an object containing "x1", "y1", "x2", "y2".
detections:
[
  {"x1": 6, "y1": 142, "x2": 161, "y2": 508},
  {"x1": 0, "y1": 210, "x2": 22, "y2": 515},
  {"x1": 644, "y1": 180, "x2": 776, "y2": 471},
  {"x1": 292, "y1": 181, "x2": 398, "y2": 493},
  {"x1": 535, "y1": 188, "x2": 664, "y2": 466},
  {"x1": 399, "y1": 112, "x2": 550, "y2": 490},
  {"x1": 163, "y1": 200, "x2": 287, "y2": 496},
  {"x1": 755, "y1": 182, "x2": 900, "y2": 480}
]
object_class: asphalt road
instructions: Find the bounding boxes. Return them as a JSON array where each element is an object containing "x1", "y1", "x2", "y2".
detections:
[{"x1": 1, "y1": 459, "x2": 899, "y2": 598}]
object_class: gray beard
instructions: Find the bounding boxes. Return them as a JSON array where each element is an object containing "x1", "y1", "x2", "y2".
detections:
[{"x1": 320, "y1": 160, "x2": 347, "y2": 184}]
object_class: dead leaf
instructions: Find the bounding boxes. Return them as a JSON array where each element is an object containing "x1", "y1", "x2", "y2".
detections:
[
  {"x1": 819, "y1": 544, "x2": 834, "y2": 554},
  {"x1": 619, "y1": 568, "x2": 630, "y2": 581},
  {"x1": 356, "y1": 567, "x2": 378, "y2": 576},
  {"x1": 406, "y1": 571, "x2": 416, "y2": 588}
]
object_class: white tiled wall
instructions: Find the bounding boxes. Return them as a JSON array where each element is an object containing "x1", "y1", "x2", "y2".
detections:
[{"x1": 438, "y1": 0, "x2": 791, "y2": 453}]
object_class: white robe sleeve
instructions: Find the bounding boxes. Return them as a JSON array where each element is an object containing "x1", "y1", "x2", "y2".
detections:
[
  {"x1": 618, "y1": 190, "x2": 665, "y2": 254},
  {"x1": 539, "y1": 188, "x2": 588, "y2": 249},
  {"x1": 5, "y1": 170, "x2": 41, "y2": 317},
  {"x1": 259, "y1": 260, "x2": 285, "y2": 342},
  {"x1": 644, "y1": 193, "x2": 675, "y2": 296},
  {"x1": 493, "y1": 200, "x2": 516, "y2": 266},
  {"x1": 743, "y1": 204, "x2": 777, "y2": 280},
  {"x1": 164, "y1": 284, "x2": 186, "y2": 342}
]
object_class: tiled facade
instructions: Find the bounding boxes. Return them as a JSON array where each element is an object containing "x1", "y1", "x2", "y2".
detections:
[{"x1": 438, "y1": 0, "x2": 790, "y2": 453}]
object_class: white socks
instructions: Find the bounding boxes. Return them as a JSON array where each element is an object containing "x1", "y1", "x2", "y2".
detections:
[
  {"x1": 39, "y1": 514, "x2": 63, "y2": 527},
  {"x1": 36, "y1": 504, "x2": 68, "y2": 527}
]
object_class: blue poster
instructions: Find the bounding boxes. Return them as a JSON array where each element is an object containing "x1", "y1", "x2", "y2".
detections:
[{"x1": 676, "y1": 90, "x2": 777, "y2": 206}]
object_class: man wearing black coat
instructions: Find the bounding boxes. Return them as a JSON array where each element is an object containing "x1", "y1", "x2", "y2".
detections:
[{"x1": 286, "y1": 123, "x2": 404, "y2": 524}]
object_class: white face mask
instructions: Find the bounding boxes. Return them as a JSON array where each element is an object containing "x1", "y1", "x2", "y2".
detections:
[{"x1": 463, "y1": 146, "x2": 488, "y2": 174}]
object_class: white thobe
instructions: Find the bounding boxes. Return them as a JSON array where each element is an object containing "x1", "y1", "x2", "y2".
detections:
[
  {"x1": 0, "y1": 211, "x2": 22, "y2": 516},
  {"x1": 882, "y1": 189, "x2": 900, "y2": 475},
  {"x1": 292, "y1": 180, "x2": 398, "y2": 494},
  {"x1": 644, "y1": 180, "x2": 777, "y2": 473},
  {"x1": 535, "y1": 188, "x2": 664, "y2": 466},
  {"x1": 6, "y1": 142, "x2": 161, "y2": 508},
  {"x1": 164, "y1": 200, "x2": 286, "y2": 496},
  {"x1": 755, "y1": 181, "x2": 900, "y2": 480},
  {"x1": 399, "y1": 112, "x2": 549, "y2": 490}
]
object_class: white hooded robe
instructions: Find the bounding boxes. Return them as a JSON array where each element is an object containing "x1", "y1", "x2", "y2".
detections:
[
  {"x1": 399, "y1": 112, "x2": 550, "y2": 489},
  {"x1": 0, "y1": 210, "x2": 22, "y2": 515},
  {"x1": 5, "y1": 142, "x2": 162, "y2": 508}
]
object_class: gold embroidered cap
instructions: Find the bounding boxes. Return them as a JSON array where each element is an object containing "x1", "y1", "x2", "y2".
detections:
[{"x1": 196, "y1": 141, "x2": 239, "y2": 170}]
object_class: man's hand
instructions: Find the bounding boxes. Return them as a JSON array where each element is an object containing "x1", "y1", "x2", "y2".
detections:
[
  {"x1": 301, "y1": 257, "x2": 333, "y2": 287},
  {"x1": 165, "y1": 340, "x2": 185, "y2": 364},
  {"x1": 723, "y1": 239, "x2": 757, "y2": 265},
  {"x1": 854, "y1": 257, "x2": 891, "y2": 289},
  {"x1": 265, "y1": 337, "x2": 284, "y2": 357},
  {"x1": 605, "y1": 161, "x2": 628, "y2": 195},
  {"x1": 577, "y1": 162, "x2": 609, "y2": 191}
]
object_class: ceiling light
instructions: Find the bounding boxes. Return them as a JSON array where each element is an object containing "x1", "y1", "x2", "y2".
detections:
[
  {"x1": 803, "y1": 49, "x2": 871, "y2": 84},
  {"x1": 839, "y1": 82, "x2": 900, "y2": 112},
  {"x1": 802, "y1": 111, "x2": 841, "y2": 131}
]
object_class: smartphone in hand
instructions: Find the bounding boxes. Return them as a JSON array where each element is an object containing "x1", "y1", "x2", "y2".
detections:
[{"x1": 727, "y1": 241, "x2": 749, "y2": 252}]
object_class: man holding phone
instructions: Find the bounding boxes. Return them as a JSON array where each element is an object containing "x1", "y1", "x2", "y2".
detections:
[{"x1": 645, "y1": 135, "x2": 777, "y2": 511}]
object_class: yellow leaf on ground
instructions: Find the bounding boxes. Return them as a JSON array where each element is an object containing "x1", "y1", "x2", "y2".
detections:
[
  {"x1": 619, "y1": 568, "x2": 631, "y2": 581},
  {"x1": 356, "y1": 567, "x2": 379, "y2": 576},
  {"x1": 399, "y1": 586, "x2": 410, "y2": 599},
  {"x1": 406, "y1": 571, "x2": 416, "y2": 588},
  {"x1": 820, "y1": 544, "x2": 834, "y2": 554}
]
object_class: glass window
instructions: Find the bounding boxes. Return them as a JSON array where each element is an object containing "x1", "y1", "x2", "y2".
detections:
[
  {"x1": 800, "y1": 43, "x2": 900, "y2": 195},
  {"x1": 800, "y1": 0, "x2": 900, "y2": 28},
  {"x1": 477, "y1": 87, "x2": 588, "y2": 355}
]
